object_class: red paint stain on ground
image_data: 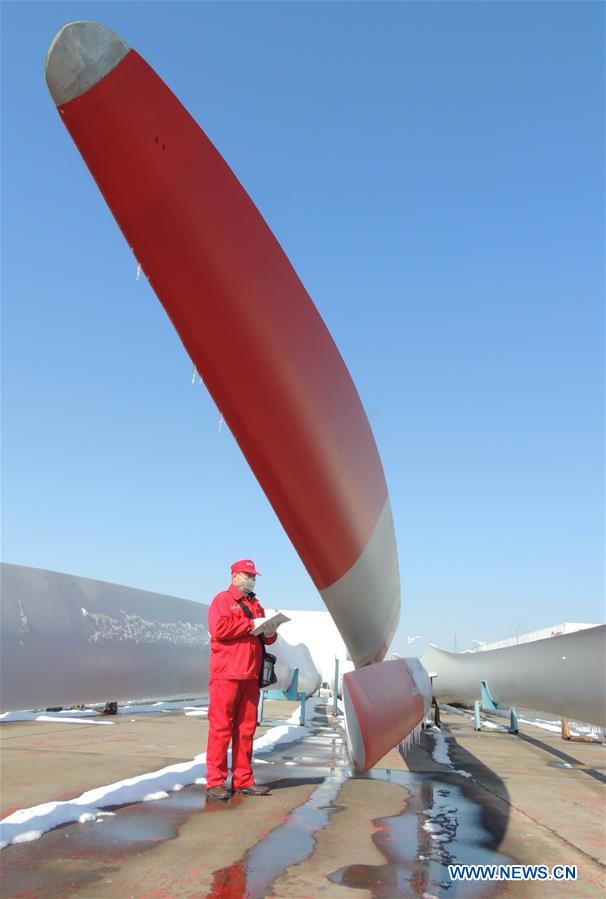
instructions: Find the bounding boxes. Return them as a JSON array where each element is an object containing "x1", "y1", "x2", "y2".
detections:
[{"x1": 208, "y1": 859, "x2": 247, "y2": 898}]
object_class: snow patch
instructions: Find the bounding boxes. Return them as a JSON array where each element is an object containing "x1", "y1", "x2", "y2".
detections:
[
  {"x1": 518, "y1": 717, "x2": 561, "y2": 734},
  {"x1": 480, "y1": 719, "x2": 506, "y2": 731},
  {"x1": 429, "y1": 726, "x2": 472, "y2": 779},
  {"x1": 422, "y1": 796, "x2": 460, "y2": 847},
  {"x1": 17, "y1": 600, "x2": 31, "y2": 645},
  {"x1": 1, "y1": 699, "x2": 209, "y2": 724},
  {"x1": 0, "y1": 711, "x2": 113, "y2": 725},
  {"x1": 34, "y1": 716, "x2": 115, "y2": 726},
  {"x1": 80, "y1": 607, "x2": 209, "y2": 649},
  {"x1": 13, "y1": 830, "x2": 42, "y2": 844},
  {"x1": 78, "y1": 813, "x2": 97, "y2": 824}
]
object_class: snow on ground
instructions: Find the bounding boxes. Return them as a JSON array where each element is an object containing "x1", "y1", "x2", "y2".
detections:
[
  {"x1": 478, "y1": 719, "x2": 505, "y2": 730},
  {"x1": 0, "y1": 699, "x2": 209, "y2": 724},
  {"x1": 422, "y1": 797, "x2": 460, "y2": 848},
  {"x1": 518, "y1": 717, "x2": 561, "y2": 734},
  {"x1": 31, "y1": 716, "x2": 116, "y2": 726},
  {"x1": 427, "y1": 725, "x2": 472, "y2": 778},
  {"x1": 442, "y1": 704, "x2": 604, "y2": 739},
  {"x1": 517, "y1": 716, "x2": 604, "y2": 739},
  {"x1": 0, "y1": 709, "x2": 103, "y2": 723},
  {"x1": 0, "y1": 711, "x2": 117, "y2": 725},
  {"x1": 0, "y1": 697, "x2": 321, "y2": 851},
  {"x1": 122, "y1": 699, "x2": 209, "y2": 715},
  {"x1": 441, "y1": 704, "x2": 507, "y2": 731}
]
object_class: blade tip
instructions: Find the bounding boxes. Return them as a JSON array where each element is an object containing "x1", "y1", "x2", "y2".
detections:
[{"x1": 45, "y1": 20, "x2": 130, "y2": 105}]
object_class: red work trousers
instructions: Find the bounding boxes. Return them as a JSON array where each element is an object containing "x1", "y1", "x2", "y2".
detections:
[{"x1": 206, "y1": 678, "x2": 260, "y2": 789}]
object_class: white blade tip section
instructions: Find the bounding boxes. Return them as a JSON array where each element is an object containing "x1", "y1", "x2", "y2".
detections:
[
  {"x1": 342, "y1": 658, "x2": 432, "y2": 772},
  {"x1": 45, "y1": 21, "x2": 130, "y2": 105}
]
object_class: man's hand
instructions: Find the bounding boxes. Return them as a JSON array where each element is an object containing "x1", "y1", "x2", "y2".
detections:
[{"x1": 251, "y1": 613, "x2": 289, "y2": 637}]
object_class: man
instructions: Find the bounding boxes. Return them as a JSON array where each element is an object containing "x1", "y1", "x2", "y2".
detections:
[{"x1": 206, "y1": 559, "x2": 278, "y2": 801}]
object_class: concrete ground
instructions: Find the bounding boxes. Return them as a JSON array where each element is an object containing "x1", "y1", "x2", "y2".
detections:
[{"x1": 0, "y1": 697, "x2": 604, "y2": 898}]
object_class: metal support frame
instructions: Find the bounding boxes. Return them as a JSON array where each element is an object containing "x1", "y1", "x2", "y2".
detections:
[
  {"x1": 432, "y1": 696, "x2": 441, "y2": 728},
  {"x1": 474, "y1": 680, "x2": 518, "y2": 733},
  {"x1": 258, "y1": 667, "x2": 307, "y2": 726},
  {"x1": 561, "y1": 718, "x2": 605, "y2": 744},
  {"x1": 332, "y1": 656, "x2": 340, "y2": 716},
  {"x1": 422, "y1": 675, "x2": 441, "y2": 730}
]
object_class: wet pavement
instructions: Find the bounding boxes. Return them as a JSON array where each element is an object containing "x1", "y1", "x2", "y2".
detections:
[
  {"x1": 328, "y1": 770, "x2": 509, "y2": 898},
  {"x1": 1, "y1": 699, "x2": 605, "y2": 897}
]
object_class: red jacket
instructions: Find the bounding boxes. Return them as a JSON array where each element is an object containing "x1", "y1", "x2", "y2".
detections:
[{"x1": 208, "y1": 583, "x2": 277, "y2": 680}]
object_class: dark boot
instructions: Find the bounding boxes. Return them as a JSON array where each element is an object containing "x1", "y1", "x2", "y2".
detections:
[
  {"x1": 234, "y1": 783, "x2": 270, "y2": 796},
  {"x1": 206, "y1": 785, "x2": 231, "y2": 801}
]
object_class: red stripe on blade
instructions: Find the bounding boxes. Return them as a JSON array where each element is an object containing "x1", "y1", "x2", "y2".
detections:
[{"x1": 57, "y1": 50, "x2": 388, "y2": 588}]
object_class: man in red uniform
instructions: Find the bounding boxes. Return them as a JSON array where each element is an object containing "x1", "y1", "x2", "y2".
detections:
[{"x1": 206, "y1": 559, "x2": 278, "y2": 801}]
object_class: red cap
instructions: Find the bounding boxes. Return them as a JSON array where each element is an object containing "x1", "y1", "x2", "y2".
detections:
[{"x1": 231, "y1": 559, "x2": 261, "y2": 576}]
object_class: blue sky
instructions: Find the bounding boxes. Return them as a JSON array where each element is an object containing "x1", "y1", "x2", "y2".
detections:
[{"x1": 2, "y1": 1, "x2": 604, "y2": 657}]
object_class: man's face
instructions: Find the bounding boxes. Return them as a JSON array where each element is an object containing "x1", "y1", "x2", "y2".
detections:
[{"x1": 233, "y1": 571, "x2": 256, "y2": 592}]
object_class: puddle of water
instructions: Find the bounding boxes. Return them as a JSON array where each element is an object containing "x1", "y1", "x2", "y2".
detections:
[
  {"x1": 329, "y1": 769, "x2": 511, "y2": 897},
  {"x1": 260, "y1": 721, "x2": 350, "y2": 770}
]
